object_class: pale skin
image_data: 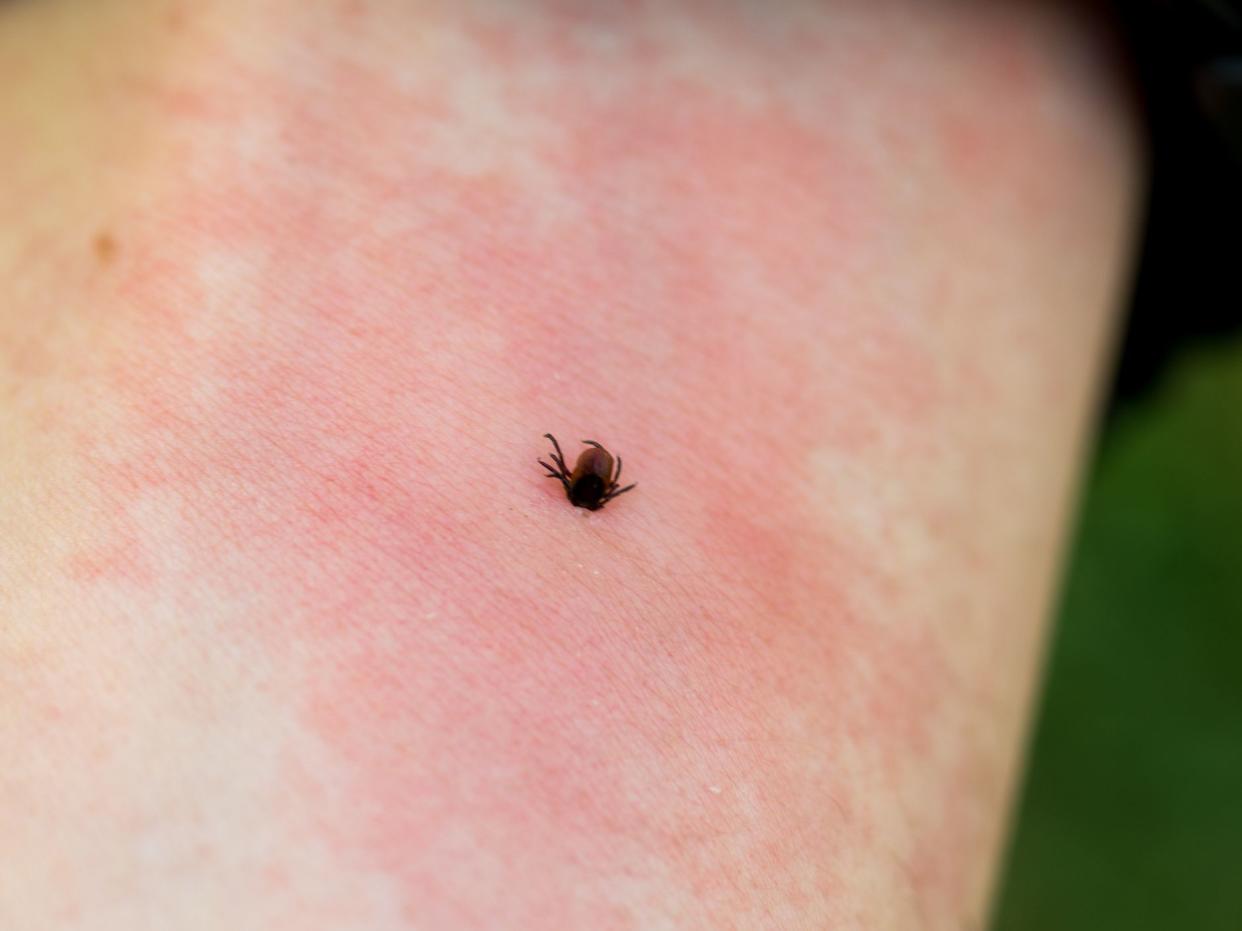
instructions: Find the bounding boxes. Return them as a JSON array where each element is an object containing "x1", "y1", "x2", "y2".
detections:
[{"x1": 0, "y1": 0, "x2": 1139, "y2": 928}]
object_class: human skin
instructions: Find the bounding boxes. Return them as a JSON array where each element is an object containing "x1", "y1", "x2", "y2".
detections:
[{"x1": 0, "y1": 0, "x2": 1138, "y2": 928}]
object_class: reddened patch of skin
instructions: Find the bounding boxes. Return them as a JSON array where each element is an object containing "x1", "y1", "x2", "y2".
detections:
[
  {"x1": 84, "y1": 81, "x2": 886, "y2": 931},
  {"x1": 0, "y1": 0, "x2": 1136, "y2": 927}
]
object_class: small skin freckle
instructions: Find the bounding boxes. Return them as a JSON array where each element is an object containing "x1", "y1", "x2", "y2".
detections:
[{"x1": 92, "y1": 232, "x2": 118, "y2": 265}]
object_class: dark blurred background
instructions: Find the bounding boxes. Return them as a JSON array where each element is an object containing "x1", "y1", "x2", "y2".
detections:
[{"x1": 993, "y1": 2, "x2": 1242, "y2": 928}]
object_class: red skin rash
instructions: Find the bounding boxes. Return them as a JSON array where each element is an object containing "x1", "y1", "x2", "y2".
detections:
[
  {"x1": 87, "y1": 97, "x2": 912, "y2": 926},
  {"x1": 2, "y1": 1, "x2": 1134, "y2": 927}
]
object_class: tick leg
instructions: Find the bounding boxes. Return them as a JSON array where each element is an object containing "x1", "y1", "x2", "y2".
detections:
[
  {"x1": 538, "y1": 458, "x2": 571, "y2": 492},
  {"x1": 602, "y1": 482, "x2": 636, "y2": 503},
  {"x1": 612, "y1": 456, "x2": 623, "y2": 485},
  {"x1": 582, "y1": 440, "x2": 604, "y2": 450},
  {"x1": 544, "y1": 434, "x2": 573, "y2": 479},
  {"x1": 544, "y1": 433, "x2": 567, "y2": 465}
]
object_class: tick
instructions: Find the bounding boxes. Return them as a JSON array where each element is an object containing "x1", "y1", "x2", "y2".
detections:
[{"x1": 539, "y1": 434, "x2": 636, "y2": 511}]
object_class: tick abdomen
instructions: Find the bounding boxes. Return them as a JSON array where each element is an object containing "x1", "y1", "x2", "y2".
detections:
[{"x1": 574, "y1": 448, "x2": 614, "y2": 480}]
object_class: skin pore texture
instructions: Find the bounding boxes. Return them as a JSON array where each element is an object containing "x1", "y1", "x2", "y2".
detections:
[{"x1": 0, "y1": 0, "x2": 1139, "y2": 928}]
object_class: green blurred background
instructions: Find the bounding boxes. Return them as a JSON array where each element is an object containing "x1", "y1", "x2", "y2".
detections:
[{"x1": 992, "y1": 338, "x2": 1242, "y2": 930}]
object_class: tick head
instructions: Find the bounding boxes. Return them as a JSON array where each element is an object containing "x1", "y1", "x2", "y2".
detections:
[{"x1": 568, "y1": 472, "x2": 608, "y2": 510}]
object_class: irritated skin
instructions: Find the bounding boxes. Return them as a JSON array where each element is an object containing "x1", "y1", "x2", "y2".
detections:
[{"x1": 0, "y1": 1, "x2": 1138, "y2": 928}]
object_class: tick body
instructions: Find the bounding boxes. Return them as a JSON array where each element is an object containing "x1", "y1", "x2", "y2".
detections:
[{"x1": 539, "y1": 434, "x2": 636, "y2": 511}]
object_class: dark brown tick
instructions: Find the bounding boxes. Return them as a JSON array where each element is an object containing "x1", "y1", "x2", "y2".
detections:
[{"x1": 539, "y1": 434, "x2": 636, "y2": 511}]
